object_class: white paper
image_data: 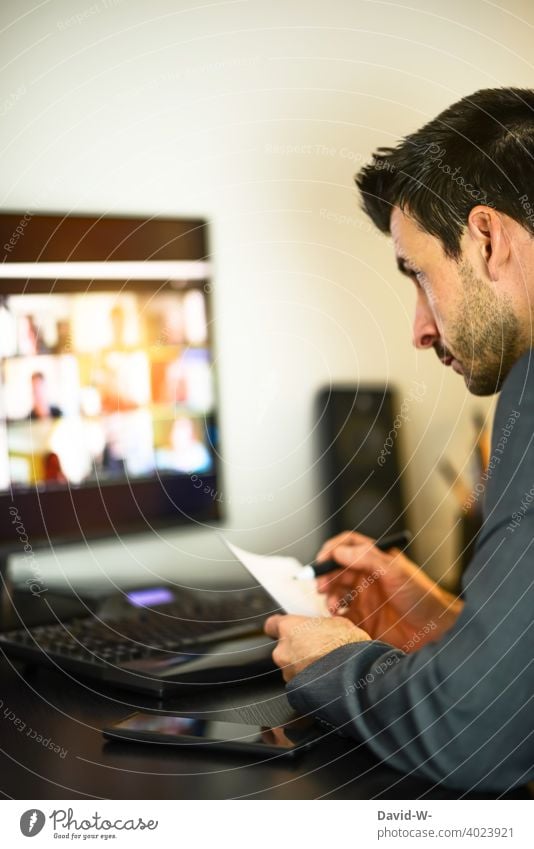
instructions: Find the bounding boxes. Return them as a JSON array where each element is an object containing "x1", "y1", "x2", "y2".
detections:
[{"x1": 224, "y1": 539, "x2": 331, "y2": 618}]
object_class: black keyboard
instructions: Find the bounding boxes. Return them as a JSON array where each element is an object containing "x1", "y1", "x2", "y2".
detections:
[{"x1": 0, "y1": 586, "x2": 279, "y2": 696}]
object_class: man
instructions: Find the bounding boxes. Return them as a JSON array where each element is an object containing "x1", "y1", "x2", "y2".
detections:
[
  {"x1": 28, "y1": 372, "x2": 62, "y2": 420},
  {"x1": 264, "y1": 88, "x2": 534, "y2": 791}
]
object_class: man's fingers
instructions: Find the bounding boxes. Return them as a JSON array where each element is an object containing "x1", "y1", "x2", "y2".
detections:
[
  {"x1": 327, "y1": 592, "x2": 363, "y2": 615},
  {"x1": 317, "y1": 570, "x2": 359, "y2": 594},
  {"x1": 264, "y1": 614, "x2": 284, "y2": 638},
  {"x1": 317, "y1": 531, "x2": 358, "y2": 555},
  {"x1": 315, "y1": 544, "x2": 384, "y2": 584},
  {"x1": 264, "y1": 613, "x2": 306, "y2": 639},
  {"x1": 271, "y1": 642, "x2": 285, "y2": 667},
  {"x1": 336, "y1": 541, "x2": 380, "y2": 562},
  {"x1": 330, "y1": 543, "x2": 385, "y2": 572},
  {"x1": 316, "y1": 531, "x2": 374, "y2": 561},
  {"x1": 327, "y1": 594, "x2": 347, "y2": 614},
  {"x1": 316, "y1": 571, "x2": 344, "y2": 594}
]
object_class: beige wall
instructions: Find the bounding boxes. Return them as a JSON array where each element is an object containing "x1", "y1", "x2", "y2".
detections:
[{"x1": 2, "y1": 0, "x2": 530, "y2": 591}]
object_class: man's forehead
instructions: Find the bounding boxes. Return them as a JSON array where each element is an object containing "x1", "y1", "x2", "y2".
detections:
[
  {"x1": 390, "y1": 206, "x2": 419, "y2": 243},
  {"x1": 391, "y1": 208, "x2": 418, "y2": 268},
  {"x1": 390, "y1": 206, "x2": 439, "y2": 265}
]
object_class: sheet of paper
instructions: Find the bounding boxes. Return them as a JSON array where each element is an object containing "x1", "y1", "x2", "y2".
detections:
[{"x1": 224, "y1": 539, "x2": 331, "y2": 618}]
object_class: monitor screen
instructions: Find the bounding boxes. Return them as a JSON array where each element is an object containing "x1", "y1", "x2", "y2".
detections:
[{"x1": 0, "y1": 276, "x2": 220, "y2": 550}]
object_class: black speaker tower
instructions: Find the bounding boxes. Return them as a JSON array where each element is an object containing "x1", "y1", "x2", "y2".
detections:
[{"x1": 316, "y1": 385, "x2": 409, "y2": 542}]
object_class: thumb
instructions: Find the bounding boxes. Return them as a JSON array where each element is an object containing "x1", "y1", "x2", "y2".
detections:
[{"x1": 264, "y1": 614, "x2": 284, "y2": 639}]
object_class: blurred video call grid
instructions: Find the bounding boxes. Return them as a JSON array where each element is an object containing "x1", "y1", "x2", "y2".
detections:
[{"x1": 0, "y1": 283, "x2": 215, "y2": 491}]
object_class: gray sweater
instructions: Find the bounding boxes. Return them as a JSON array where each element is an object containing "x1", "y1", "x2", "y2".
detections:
[{"x1": 287, "y1": 350, "x2": 534, "y2": 791}]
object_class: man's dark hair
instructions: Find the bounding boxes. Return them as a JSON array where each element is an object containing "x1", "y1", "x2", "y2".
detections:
[{"x1": 356, "y1": 87, "x2": 534, "y2": 258}]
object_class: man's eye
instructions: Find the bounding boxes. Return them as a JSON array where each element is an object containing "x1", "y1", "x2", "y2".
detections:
[{"x1": 415, "y1": 271, "x2": 431, "y2": 293}]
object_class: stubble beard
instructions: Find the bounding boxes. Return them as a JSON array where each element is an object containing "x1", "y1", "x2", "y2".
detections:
[{"x1": 446, "y1": 261, "x2": 525, "y2": 396}]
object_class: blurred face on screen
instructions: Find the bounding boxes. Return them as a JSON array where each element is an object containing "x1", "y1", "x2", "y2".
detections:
[{"x1": 31, "y1": 373, "x2": 51, "y2": 418}]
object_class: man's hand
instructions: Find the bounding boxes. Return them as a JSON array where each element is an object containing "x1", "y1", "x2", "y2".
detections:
[
  {"x1": 314, "y1": 531, "x2": 463, "y2": 651},
  {"x1": 264, "y1": 614, "x2": 371, "y2": 683}
]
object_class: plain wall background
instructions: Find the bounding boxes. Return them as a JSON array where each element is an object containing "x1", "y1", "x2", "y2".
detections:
[{"x1": 2, "y1": 0, "x2": 531, "y2": 594}]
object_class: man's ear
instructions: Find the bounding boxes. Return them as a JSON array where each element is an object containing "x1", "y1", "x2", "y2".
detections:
[{"x1": 466, "y1": 206, "x2": 510, "y2": 281}]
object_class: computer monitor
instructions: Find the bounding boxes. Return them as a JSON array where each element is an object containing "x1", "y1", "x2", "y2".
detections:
[{"x1": 0, "y1": 248, "x2": 221, "y2": 572}]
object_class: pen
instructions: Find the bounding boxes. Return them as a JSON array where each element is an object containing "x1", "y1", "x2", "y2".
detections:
[{"x1": 294, "y1": 530, "x2": 412, "y2": 580}]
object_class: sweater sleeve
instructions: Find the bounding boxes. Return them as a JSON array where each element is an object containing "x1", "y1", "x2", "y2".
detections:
[{"x1": 287, "y1": 352, "x2": 534, "y2": 791}]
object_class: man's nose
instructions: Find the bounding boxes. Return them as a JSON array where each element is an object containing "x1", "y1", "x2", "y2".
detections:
[{"x1": 412, "y1": 295, "x2": 440, "y2": 350}]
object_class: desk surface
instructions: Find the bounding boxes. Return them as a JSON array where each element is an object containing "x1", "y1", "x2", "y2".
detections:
[{"x1": 0, "y1": 656, "x2": 531, "y2": 800}]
